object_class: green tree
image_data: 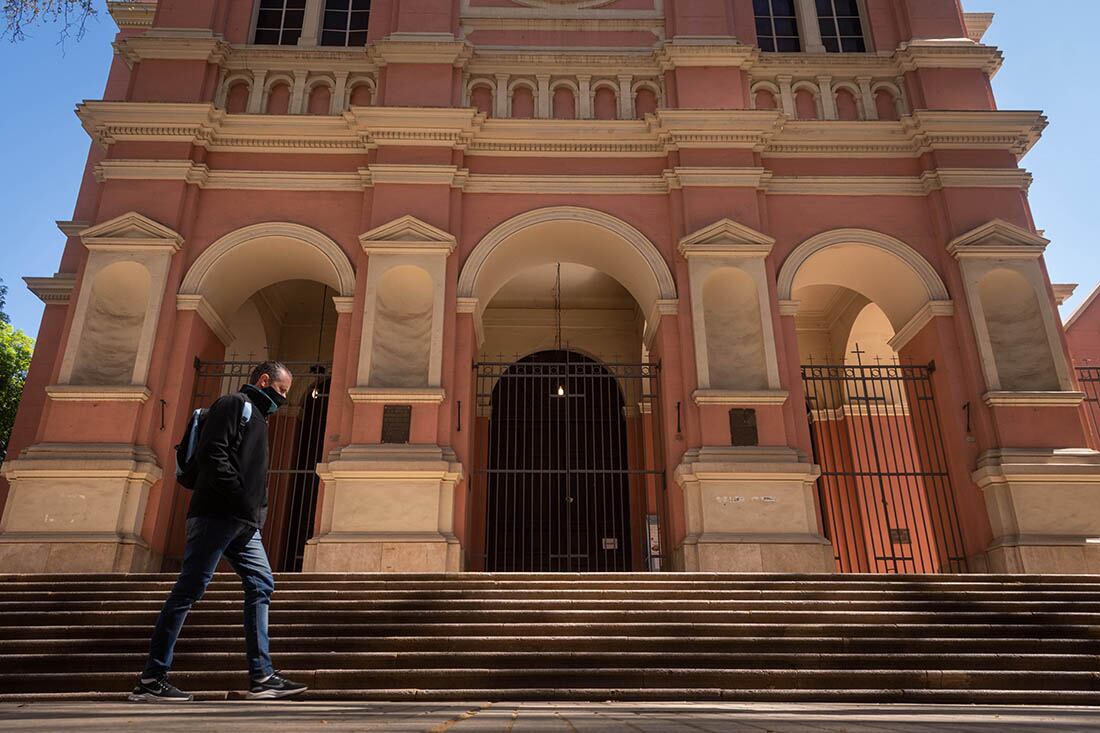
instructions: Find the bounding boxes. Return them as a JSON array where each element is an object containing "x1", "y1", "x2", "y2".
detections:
[
  {"x1": 0, "y1": 278, "x2": 32, "y2": 461},
  {"x1": 0, "y1": 320, "x2": 33, "y2": 462},
  {"x1": 3, "y1": 0, "x2": 97, "y2": 43}
]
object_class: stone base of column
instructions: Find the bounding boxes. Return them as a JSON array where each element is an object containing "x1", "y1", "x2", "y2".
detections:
[
  {"x1": 0, "y1": 443, "x2": 161, "y2": 572},
  {"x1": 303, "y1": 444, "x2": 463, "y2": 572},
  {"x1": 674, "y1": 446, "x2": 835, "y2": 573},
  {"x1": 976, "y1": 448, "x2": 1100, "y2": 574}
]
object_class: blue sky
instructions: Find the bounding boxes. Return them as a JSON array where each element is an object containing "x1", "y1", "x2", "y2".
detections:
[{"x1": 0, "y1": 0, "x2": 1096, "y2": 338}]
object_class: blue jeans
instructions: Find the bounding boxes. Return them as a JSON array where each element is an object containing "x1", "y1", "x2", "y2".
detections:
[{"x1": 143, "y1": 516, "x2": 275, "y2": 681}]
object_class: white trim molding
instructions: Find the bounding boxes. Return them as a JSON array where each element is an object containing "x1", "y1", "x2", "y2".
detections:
[
  {"x1": 983, "y1": 391, "x2": 1086, "y2": 408},
  {"x1": 348, "y1": 388, "x2": 447, "y2": 404},
  {"x1": 692, "y1": 390, "x2": 789, "y2": 407},
  {"x1": 45, "y1": 385, "x2": 152, "y2": 404},
  {"x1": 888, "y1": 301, "x2": 956, "y2": 352},
  {"x1": 24, "y1": 274, "x2": 77, "y2": 305}
]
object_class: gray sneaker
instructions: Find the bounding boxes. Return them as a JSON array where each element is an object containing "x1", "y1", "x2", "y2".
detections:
[
  {"x1": 128, "y1": 676, "x2": 194, "y2": 703},
  {"x1": 246, "y1": 671, "x2": 308, "y2": 700}
]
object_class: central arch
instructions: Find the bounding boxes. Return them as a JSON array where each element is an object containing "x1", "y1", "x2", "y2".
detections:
[{"x1": 458, "y1": 206, "x2": 677, "y2": 326}]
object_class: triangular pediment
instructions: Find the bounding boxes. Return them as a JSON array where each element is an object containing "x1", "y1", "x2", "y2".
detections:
[
  {"x1": 360, "y1": 215, "x2": 456, "y2": 253},
  {"x1": 947, "y1": 219, "x2": 1048, "y2": 258},
  {"x1": 678, "y1": 218, "x2": 775, "y2": 257},
  {"x1": 80, "y1": 211, "x2": 183, "y2": 251}
]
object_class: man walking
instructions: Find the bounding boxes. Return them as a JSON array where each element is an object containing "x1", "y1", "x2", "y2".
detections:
[{"x1": 130, "y1": 361, "x2": 308, "y2": 702}]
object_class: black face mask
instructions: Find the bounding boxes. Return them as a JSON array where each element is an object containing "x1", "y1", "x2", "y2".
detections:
[{"x1": 261, "y1": 386, "x2": 287, "y2": 414}]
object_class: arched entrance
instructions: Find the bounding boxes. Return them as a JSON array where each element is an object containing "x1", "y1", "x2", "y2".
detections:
[
  {"x1": 460, "y1": 207, "x2": 676, "y2": 572},
  {"x1": 483, "y1": 350, "x2": 633, "y2": 572},
  {"x1": 166, "y1": 223, "x2": 356, "y2": 572},
  {"x1": 779, "y1": 229, "x2": 966, "y2": 573}
]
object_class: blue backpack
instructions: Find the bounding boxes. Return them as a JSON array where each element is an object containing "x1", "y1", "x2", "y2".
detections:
[{"x1": 174, "y1": 399, "x2": 252, "y2": 490}]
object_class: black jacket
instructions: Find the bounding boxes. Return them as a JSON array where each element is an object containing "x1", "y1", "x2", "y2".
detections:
[{"x1": 187, "y1": 389, "x2": 270, "y2": 529}]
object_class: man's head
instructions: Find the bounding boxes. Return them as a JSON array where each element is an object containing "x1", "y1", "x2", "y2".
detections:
[{"x1": 249, "y1": 361, "x2": 293, "y2": 410}]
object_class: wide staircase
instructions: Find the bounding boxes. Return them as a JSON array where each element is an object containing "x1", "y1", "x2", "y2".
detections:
[{"x1": 1, "y1": 573, "x2": 1099, "y2": 704}]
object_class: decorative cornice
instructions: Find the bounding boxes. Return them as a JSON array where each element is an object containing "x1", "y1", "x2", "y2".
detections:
[
  {"x1": 455, "y1": 297, "x2": 479, "y2": 314},
  {"x1": 921, "y1": 167, "x2": 1032, "y2": 192},
  {"x1": 77, "y1": 103, "x2": 1048, "y2": 161},
  {"x1": 114, "y1": 29, "x2": 230, "y2": 67},
  {"x1": 108, "y1": 0, "x2": 156, "y2": 30},
  {"x1": 1053, "y1": 284, "x2": 1078, "y2": 306},
  {"x1": 56, "y1": 220, "x2": 88, "y2": 237},
  {"x1": 904, "y1": 110, "x2": 1047, "y2": 159},
  {"x1": 778, "y1": 299, "x2": 800, "y2": 316},
  {"x1": 654, "y1": 298, "x2": 680, "y2": 316},
  {"x1": 465, "y1": 173, "x2": 667, "y2": 194},
  {"x1": 81, "y1": 211, "x2": 183, "y2": 252},
  {"x1": 368, "y1": 33, "x2": 473, "y2": 67},
  {"x1": 348, "y1": 387, "x2": 447, "y2": 404},
  {"x1": 366, "y1": 164, "x2": 462, "y2": 186},
  {"x1": 24, "y1": 274, "x2": 77, "y2": 305},
  {"x1": 895, "y1": 39, "x2": 1003, "y2": 77},
  {"x1": 678, "y1": 218, "x2": 775, "y2": 258},
  {"x1": 964, "y1": 13, "x2": 995, "y2": 43},
  {"x1": 332, "y1": 296, "x2": 356, "y2": 314},
  {"x1": 46, "y1": 385, "x2": 152, "y2": 404},
  {"x1": 655, "y1": 37, "x2": 759, "y2": 70},
  {"x1": 766, "y1": 175, "x2": 925, "y2": 196},
  {"x1": 983, "y1": 391, "x2": 1086, "y2": 408},
  {"x1": 692, "y1": 389, "x2": 789, "y2": 406},
  {"x1": 947, "y1": 218, "x2": 1049, "y2": 259},
  {"x1": 665, "y1": 167, "x2": 770, "y2": 189},
  {"x1": 887, "y1": 301, "x2": 955, "y2": 352},
  {"x1": 86, "y1": 157, "x2": 1043, "y2": 201},
  {"x1": 176, "y1": 294, "x2": 235, "y2": 346},
  {"x1": 360, "y1": 215, "x2": 457, "y2": 255}
]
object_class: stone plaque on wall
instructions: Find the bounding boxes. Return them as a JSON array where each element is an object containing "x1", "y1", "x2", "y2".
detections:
[
  {"x1": 729, "y1": 408, "x2": 758, "y2": 447},
  {"x1": 381, "y1": 404, "x2": 412, "y2": 444}
]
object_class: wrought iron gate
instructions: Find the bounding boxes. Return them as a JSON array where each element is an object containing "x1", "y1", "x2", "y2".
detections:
[
  {"x1": 1077, "y1": 366, "x2": 1100, "y2": 450},
  {"x1": 164, "y1": 359, "x2": 332, "y2": 573},
  {"x1": 802, "y1": 360, "x2": 968, "y2": 574},
  {"x1": 471, "y1": 351, "x2": 667, "y2": 572}
]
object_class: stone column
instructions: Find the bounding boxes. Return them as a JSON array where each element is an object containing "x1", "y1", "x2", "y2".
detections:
[
  {"x1": 778, "y1": 75, "x2": 795, "y2": 116},
  {"x1": 817, "y1": 76, "x2": 837, "y2": 120},
  {"x1": 536, "y1": 74, "x2": 551, "y2": 119},
  {"x1": 857, "y1": 76, "x2": 878, "y2": 120},
  {"x1": 331, "y1": 71, "x2": 350, "y2": 114},
  {"x1": 247, "y1": 70, "x2": 268, "y2": 113},
  {"x1": 617, "y1": 74, "x2": 633, "y2": 120},
  {"x1": 291, "y1": 70, "x2": 308, "y2": 114},
  {"x1": 577, "y1": 74, "x2": 593, "y2": 119},
  {"x1": 494, "y1": 73, "x2": 510, "y2": 118}
]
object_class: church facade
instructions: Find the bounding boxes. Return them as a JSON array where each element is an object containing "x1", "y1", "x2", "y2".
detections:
[{"x1": 2, "y1": 0, "x2": 1098, "y2": 576}]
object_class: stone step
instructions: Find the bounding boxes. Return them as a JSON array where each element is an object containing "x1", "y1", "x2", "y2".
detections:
[
  {"x1": 3, "y1": 668, "x2": 1100, "y2": 695},
  {"x1": 2, "y1": 621, "x2": 1094, "y2": 641},
  {"x1": 6, "y1": 572, "x2": 1100, "y2": 585},
  {"x1": 4, "y1": 608, "x2": 1097, "y2": 626},
  {"x1": 5, "y1": 687, "x2": 1100, "y2": 705},
  {"x1": 6, "y1": 651, "x2": 1097, "y2": 674},
  {"x1": 6, "y1": 598, "x2": 1098, "y2": 613},
  {"x1": 3, "y1": 635, "x2": 1094, "y2": 655},
  {"x1": 6, "y1": 585, "x2": 1100, "y2": 598}
]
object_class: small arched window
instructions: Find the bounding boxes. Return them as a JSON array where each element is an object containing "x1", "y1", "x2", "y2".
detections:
[
  {"x1": 225, "y1": 81, "x2": 250, "y2": 114},
  {"x1": 471, "y1": 85, "x2": 494, "y2": 117}
]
